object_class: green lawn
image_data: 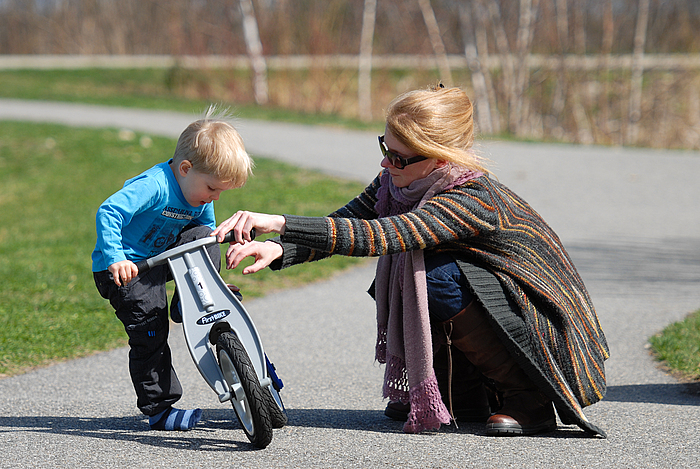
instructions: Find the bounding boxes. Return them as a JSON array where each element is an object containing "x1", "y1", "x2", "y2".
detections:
[
  {"x1": 0, "y1": 68, "x2": 384, "y2": 131},
  {"x1": 0, "y1": 121, "x2": 366, "y2": 377},
  {"x1": 649, "y1": 310, "x2": 700, "y2": 381}
]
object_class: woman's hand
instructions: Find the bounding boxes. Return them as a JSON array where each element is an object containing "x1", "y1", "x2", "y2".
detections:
[
  {"x1": 225, "y1": 240, "x2": 284, "y2": 274},
  {"x1": 108, "y1": 260, "x2": 138, "y2": 286},
  {"x1": 212, "y1": 211, "x2": 286, "y2": 244}
]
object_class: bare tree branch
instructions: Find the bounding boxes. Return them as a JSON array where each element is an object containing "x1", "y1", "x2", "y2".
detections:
[
  {"x1": 239, "y1": 0, "x2": 268, "y2": 105},
  {"x1": 551, "y1": 0, "x2": 568, "y2": 126},
  {"x1": 358, "y1": 0, "x2": 377, "y2": 122},
  {"x1": 598, "y1": 0, "x2": 614, "y2": 140},
  {"x1": 627, "y1": 0, "x2": 650, "y2": 145},
  {"x1": 478, "y1": 0, "x2": 516, "y2": 131},
  {"x1": 513, "y1": 0, "x2": 540, "y2": 135},
  {"x1": 459, "y1": 1, "x2": 493, "y2": 134},
  {"x1": 479, "y1": 0, "x2": 540, "y2": 136},
  {"x1": 417, "y1": 0, "x2": 452, "y2": 86},
  {"x1": 573, "y1": 0, "x2": 586, "y2": 54}
]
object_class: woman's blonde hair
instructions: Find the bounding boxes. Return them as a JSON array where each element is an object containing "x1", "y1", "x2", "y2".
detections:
[
  {"x1": 173, "y1": 105, "x2": 253, "y2": 187},
  {"x1": 385, "y1": 85, "x2": 489, "y2": 174}
]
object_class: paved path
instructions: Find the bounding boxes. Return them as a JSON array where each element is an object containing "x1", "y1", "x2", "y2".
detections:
[{"x1": 1, "y1": 99, "x2": 700, "y2": 468}]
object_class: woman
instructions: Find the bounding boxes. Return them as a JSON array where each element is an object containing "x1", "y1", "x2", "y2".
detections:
[{"x1": 213, "y1": 85, "x2": 609, "y2": 437}]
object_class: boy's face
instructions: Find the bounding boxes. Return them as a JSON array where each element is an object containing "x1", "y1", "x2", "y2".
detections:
[{"x1": 176, "y1": 161, "x2": 235, "y2": 207}]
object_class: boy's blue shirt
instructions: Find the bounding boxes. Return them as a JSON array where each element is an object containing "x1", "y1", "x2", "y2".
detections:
[{"x1": 92, "y1": 160, "x2": 216, "y2": 272}]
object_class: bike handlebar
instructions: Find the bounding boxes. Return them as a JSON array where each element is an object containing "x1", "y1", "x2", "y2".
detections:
[
  {"x1": 220, "y1": 228, "x2": 256, "y2": 244},
  {"x1": 134, "y1": 259, "x2": 150, "y2": 274},
  {"x1": 134, "y1": 228, "x2": 256, "y2": 275}
]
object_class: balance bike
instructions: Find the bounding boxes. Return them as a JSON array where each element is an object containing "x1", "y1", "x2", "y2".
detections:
[{"x1": 135, "y1": 231, "x2": 286, "y2": 448}]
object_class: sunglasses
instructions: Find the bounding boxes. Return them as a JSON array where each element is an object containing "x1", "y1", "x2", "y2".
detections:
[{"x1": 378, "y1": 135, "x2": 428, "y2": 169}]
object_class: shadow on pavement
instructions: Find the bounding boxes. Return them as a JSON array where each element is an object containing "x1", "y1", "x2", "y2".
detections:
[
  {"x1": 277, "y1": 408, "x2": 598, "y2": 439},
  {"x1": 0, "y1": 407, "x2": 601, "y2": 445},
  {"x1": 0, "y1": 413, "x2": 262, "y2": 452},
  {"x1": 567, "y1": 238, "x2": 700, "y2": 292},
  {"x1": 604, "y1": 383, "x2": 700, "y2": 405}
]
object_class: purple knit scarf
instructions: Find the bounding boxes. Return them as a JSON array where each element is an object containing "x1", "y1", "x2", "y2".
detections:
[{"x1": 374, "y1": 164, "x2": 482, "y2": 433}]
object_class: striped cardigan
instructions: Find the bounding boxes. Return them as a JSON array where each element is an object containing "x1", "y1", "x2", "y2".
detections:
[{"x1": 273, "y1": 171, "x2": 609, "y2": 437}]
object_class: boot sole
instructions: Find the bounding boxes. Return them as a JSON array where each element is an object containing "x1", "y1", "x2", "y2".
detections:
[{"x1": 485, "y1": 419, "x2": 557, "y2": 436}]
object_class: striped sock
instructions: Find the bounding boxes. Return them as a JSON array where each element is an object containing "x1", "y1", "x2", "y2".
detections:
[{"x1": 149, "y1": 407, "x2": 202, "y2": 431}]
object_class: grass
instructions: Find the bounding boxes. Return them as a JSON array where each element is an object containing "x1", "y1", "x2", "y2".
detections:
[
  {"x1": 0, "y1": 121, "x2": 366, "y2": 377},
  {"x1": 649, "y1": 310, "x2": 700, "y2": 381},
  {"x1": 0, "y1": 68, "x2": 385, "y2": 131}
]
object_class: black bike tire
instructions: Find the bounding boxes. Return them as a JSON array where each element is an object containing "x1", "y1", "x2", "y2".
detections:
[
  {"x1": 263, "y1": 384, "x2": 288, "y2": 429},
  {"x1": 216, "y1": 332, "x2": 273, "y2": 448}
]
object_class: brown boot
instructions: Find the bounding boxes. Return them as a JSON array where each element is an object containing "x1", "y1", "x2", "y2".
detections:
[
  {"x1": 485, "y1": 390, "x2": 556, "y2": 436},
  {"x1": 433, "y1": 345, "x2": 491, "y2": 422},
  {"x1": 384, "y1": 400, "x2": 410, "y2": 421},
  {"x1": 443, "y1": 300, "x2": 556, "y2": 436},
  {"x1": 383, "y1": 346, "x2": 491, "y2": 423}
]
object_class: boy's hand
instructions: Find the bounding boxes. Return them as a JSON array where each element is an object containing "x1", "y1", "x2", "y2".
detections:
[
  {"x1": 227, "y1": 284, "x2": 243, "y2": 301},
  {"x1": 108, "y1": 260, "x2": 138, "y2": 286},
  {"x1": 213, "y1": 211, "x2": 286, "y2": 244}
]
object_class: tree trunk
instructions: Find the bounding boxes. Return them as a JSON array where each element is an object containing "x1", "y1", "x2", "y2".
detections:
[
  {"x1": 514, "y1": 0, "x2": 540, "y2": 135},
  {"x1": 458, "y1": 1, "x2": 493, "y2": 134},
  {"x1": 239, "y1": 0, "x2": 268, "y2": 105},
  {"x1": 551, "y1": 0, "x2": 569, "y2": 135},
  {"x1": 627, "y1": 0, "x2": 650, "y2": 145},
  {"x1": 358, "y1": 0, "x2": 377, "y2": 122},
  {"x1": 687, "y1": 78, "x2": 700, "y2": 148},
  {"x1": 474, "y1": 0, "x2": 502, "y2": 133},
  {"x1": 573, "y1": 0, "x2": 586, "y2": 54},
  {"x1": 418, "y1": 0, "x2": 452, "y2": 87},
  {"x1": 599, "y1": 0, "x2": 614, "y2": 141},
  {"x1": 479, "y1": 0, "x2": 539, "y2": 136},
  {"x1": 479, "y1": 0, "x2": 516, "y2": 132}
]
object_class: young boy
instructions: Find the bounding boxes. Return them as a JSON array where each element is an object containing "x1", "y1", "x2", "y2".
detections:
[{"x1": 92, "y1": 108, "x2": 253, "y2": 431}]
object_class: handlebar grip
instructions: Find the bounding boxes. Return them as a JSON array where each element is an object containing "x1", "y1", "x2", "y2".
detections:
[
  {"x1": 221, "y1": 231, "x2": 235, "y2": 244},
  {"x1": 134, "y1": 259, "x2": 150, "y2": 274},
  {"x1": 221, "y1": 228, "x2": 256, "y2": 244}
]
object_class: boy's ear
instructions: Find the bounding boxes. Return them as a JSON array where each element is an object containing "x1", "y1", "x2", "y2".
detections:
[{"x1": 178, "y1": 159, "x2": 193, "y2": 177}]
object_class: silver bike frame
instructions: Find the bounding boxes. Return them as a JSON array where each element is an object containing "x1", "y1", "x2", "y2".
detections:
[{"x1": 141, "y1": 237, "x2": 271, "y2": 402}]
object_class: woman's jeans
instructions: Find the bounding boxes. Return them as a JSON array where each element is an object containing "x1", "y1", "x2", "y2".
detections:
[{"x1": 425, "y1": 253, "x2": 473, "y2": 323}]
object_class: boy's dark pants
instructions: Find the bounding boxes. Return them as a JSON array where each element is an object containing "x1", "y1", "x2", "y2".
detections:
[{"x1": 93, "y1": 225, "x2": 221, "y2": 416}]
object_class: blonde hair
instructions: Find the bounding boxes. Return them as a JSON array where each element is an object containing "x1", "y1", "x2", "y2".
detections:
[
  {"x1": 173, "y1": 105, "x2": 253, "y2": 187},
  {"x1": 385, "y1": 85, "x2": 489, "y2": 174}
]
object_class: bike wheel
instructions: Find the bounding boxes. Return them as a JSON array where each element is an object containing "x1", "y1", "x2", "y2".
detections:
[
  {"x1": 263, "y1": 384, "x2": 287, "y2": 429},
  {"x1": 216, "y1": 332, "x2": 273, "y2": 448},
  {"x1": 263, "y1": 356, "x2": 287, "y2": 428}
]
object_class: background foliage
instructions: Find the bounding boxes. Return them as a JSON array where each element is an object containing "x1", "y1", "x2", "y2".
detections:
[
  {"x1": 1, "y1": 0, "x2": 699, "y2": 55},
  {"x1": 2, "y1": 1, "x2": 700, "y2": 149}
]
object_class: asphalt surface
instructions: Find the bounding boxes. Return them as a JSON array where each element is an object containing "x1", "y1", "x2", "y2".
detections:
[{"x1": 1, "y1": 99, "x2": 700, "y2": 468}]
